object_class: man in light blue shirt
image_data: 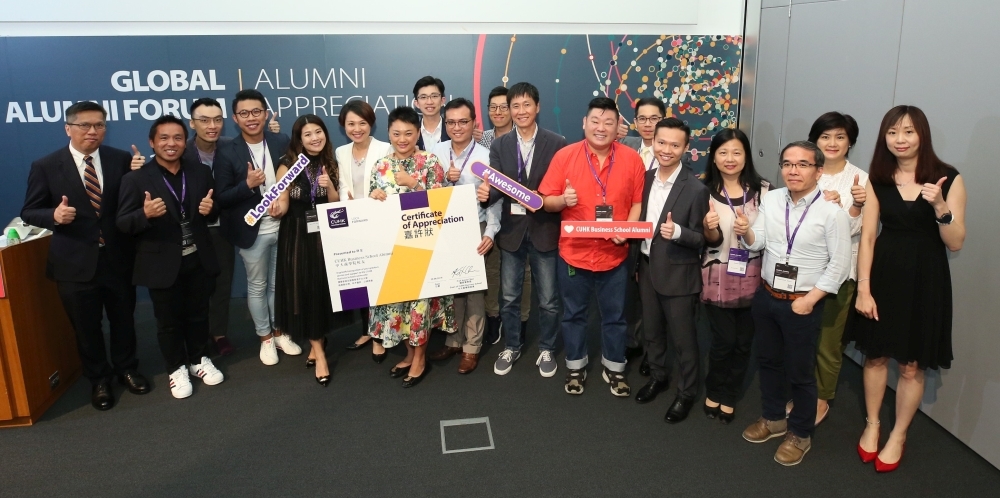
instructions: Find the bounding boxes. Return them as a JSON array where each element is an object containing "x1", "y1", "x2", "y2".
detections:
[
  {"x1": 736, "y1": 140, "x2": 850, "y2": 466},
  {"x1": 427, "y1": 98, "x2": 501, "y2": 374}
]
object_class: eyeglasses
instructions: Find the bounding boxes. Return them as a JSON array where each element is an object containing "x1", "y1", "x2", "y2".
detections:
[
  {"x1": 780, "y1": 161, "x2": 817, "y2": 170},
  {"x1": 193, "y1": 117, "x2": 224, "y2": 125},
  {"x1": 635, "y1": 116, "x2": 663, "y2": 125},
  {"x1": 67, "y1": 122, "x2": 106, "y2": 131},
  {"x1": 445, "y1": 119, "x2": 473, "y2": 128},
  {"x1": 416, "y1": 93, "x2": 442, "y2": 102},
  {"x1": 236, "y1": 108, "x2": 265, "y2": 119},
  {"x1": 489, "y1": 104, "x2": 509, "y2": 112}
]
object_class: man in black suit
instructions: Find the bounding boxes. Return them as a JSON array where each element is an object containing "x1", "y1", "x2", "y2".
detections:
[
  {"x1": 183, "y1": 97, "x2": 236, "y2": 356},
  {"x1": 477, "y1": 82, "x2": 568, "y2": 379},
  {"x1": 635, "y1": 118, "x2": 710, "y2": 423},
  {"x1": 213, "y1": 89, "x2": 302, "y2": 366},
  {"x1": 117, "y1": 115, "x2": 224, "y2": 399},
  {"x1": 413, "y1": 76, "x2": 450, "y2": 152},
  {"x1": 20, "y1": 101, "x2": 147, "y2": 411}
]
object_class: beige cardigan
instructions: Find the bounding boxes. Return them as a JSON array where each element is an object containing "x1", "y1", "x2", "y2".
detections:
[{"x1": 334, "y1": 137, "x2": 392, "y2": 199}]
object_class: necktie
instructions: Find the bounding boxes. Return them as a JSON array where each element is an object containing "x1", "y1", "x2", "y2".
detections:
[
  {"x1": 83, "y1": 155, "x2": 104, "y2": 245},
  {"x1": 641, "y1": 147, "x2": 654, "y2": 170}
]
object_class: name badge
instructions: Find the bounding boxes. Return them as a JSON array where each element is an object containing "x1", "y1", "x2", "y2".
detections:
[
  {"x1": 727, "y1": 248, "x2": 750, "y2": 276},
  {"x1": 595, "y1": 205, "x2": 614, "y2": 222},
  {"x1": 180, "y1": 218, "x2": 195, "y2": 248},
  {"x1": 306, "y1": 209, "x2": 320, "y2": 233},
  {"x1": 772, "y1": 263, "x2": 798, "y2": 292},
  {"x1": 511, "y1": 203, "x2": 527, "y2": 216}
]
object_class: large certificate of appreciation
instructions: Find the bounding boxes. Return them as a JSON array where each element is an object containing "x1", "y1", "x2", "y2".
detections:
[{"x1": 318, "y1": 184, "x2": 487, "y2": 312}]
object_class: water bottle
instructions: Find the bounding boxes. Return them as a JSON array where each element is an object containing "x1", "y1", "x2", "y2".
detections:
[{"x1": 6, "y1": 228, "x2": 20, "y2": 246}]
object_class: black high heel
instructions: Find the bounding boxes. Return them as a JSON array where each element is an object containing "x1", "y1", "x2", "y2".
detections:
[
  {"x1": 390, "y1": 364, "x2": 411, "y2": 378},
  {"x1": 718, "y1": 406, "x2": 735, "y2": 425},
  {"x1": 315, "y1": 374, "x2": 330, "y2": 387},
  {"x1": 373, "y1": 352, "x2": 387, "y2": 364},
  {"x1": 345, "y1": 335, "x2": 371, "y2": 351},
  {"x1": 704, "y1": 401, "x2": 721, "y2": 419}
]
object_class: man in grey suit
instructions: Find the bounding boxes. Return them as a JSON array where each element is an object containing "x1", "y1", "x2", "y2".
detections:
[
  {"x1": 183, "y1": 98, "x2": 236, "y2": 356},
  {"x1": 477, "y1": 82, "x2": 568, "y2": 378},
  {"x1": 635, "y1": 118, "x2": 710, "y2": 423}
]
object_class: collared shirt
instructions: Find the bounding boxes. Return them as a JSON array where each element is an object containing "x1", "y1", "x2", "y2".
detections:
[
  {"x1": 538, "y1": 140, "x2": 645, "y2": 272},
  {"x1": 69, "y1": 143, "x2": 104, "y2": 188},
  {"x1": 478, "y1": 128, "x2": 497, "y2": 149},
  {"x1": 516, "y1": 124, "x2": 539, "y2": 179},
  {"x1": 818, "y1": 161, "x2": 868, "y2": 280},
  {"x1": 638, "y1": 141, "x2": 656, "y2": 171},
  {"x1": 743, "y1": 186, "x2": 851, "y2": 294},
  {"x1": 641, "y1": 165, "x2": 683, "y2": 256},
  {"x1": 420, "y1": 117, "x2": 443, "y2": 150},
  {"x1": 431, "y1": 140, "x2": 501, "y2": 240}
]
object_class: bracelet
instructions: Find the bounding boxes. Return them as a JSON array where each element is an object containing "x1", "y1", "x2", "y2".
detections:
[
  {"x1": 858, "y1": 278, "x2": 870, "y2": 282},
  {"x1": 852, "y1": 202, "x2": 864, "y2": 208}
]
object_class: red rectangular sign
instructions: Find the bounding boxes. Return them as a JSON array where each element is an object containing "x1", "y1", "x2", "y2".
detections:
[{"x1": 560, "y1": 221, "x2": 654, "y2": 239}]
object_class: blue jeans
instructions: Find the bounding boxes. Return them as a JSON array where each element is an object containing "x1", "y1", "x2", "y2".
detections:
[
  {"x1": 500, "y1": 239, "x2": 559, "y2": 353},
  {"x1": 239, "y1": 231, "x2": 278, "y2": 337},
  {"x1": 557, "y1": 257, "x2": 628, "y2": 372}
]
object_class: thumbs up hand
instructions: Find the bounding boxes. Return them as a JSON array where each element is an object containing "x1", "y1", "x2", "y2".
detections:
[
  {"x1": 921, "y1": 177, "x2": 948, "y2": 208},
  {"x1": 660, "y1": 212, "x2": 675, "y2": 239},
  {"x1": 472, "y1": 121, "x2": 483, "y2": 142},
  {"x1": 53, "y1": 195, "x2": 77, "y2": 224},
  {"x1": 143, "y1": 191, "x2": 167, "y2": 219},
  {"x1": 198, "y1": 189, "x2": 214, "y2": 216},
  {"x1": 130, "y1": 144, "x2": 146, "y2": 170},
  {"x1": 823, "y1": 189, "x2": 842, "y2": 207},
  {"x1": 704, "y1": 199, "x2": 720, "y2": 231},
  {"x1": 476, "y1": 178, "x2": 491, "y2": 203},
  {"x1": 268, "y1": 113, "x2": 280, "y2": 133},
  {"x1": 563, "y1": 179, "x2": 578, "y2": 207},
  {"x1": 246, "y1": 162, "x2": 265, "y2": 189},
  {"x1": 850, "y1": 173, "x2": 866, "y2": 207},
  {"x1": 447, "y1": 163, "x2": 461, "y2": 183},
  {"x1": 733, "y1": 210, "x2": 750, "y2": 236},
  {"x1": 616, "y1": 115, "x2": 629, "y2": 139}
]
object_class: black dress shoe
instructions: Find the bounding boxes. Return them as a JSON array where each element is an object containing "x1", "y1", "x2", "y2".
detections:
[
  {"x1": 401, "y1": 365, "x2": 429, "y2": 388},
  {"x1": 664, "y1": 396, "x2": 695, "y2": 424},
  {"x1": 639, "y1": 355, "x2": 651, "y2": 377},
  {"x1": 372, "y1": 352, "x2": 387, "y2": 364},
  {"x1": 91, "y1": 380, "x2": 115, "y2": 411},
  {"x1": 718, "y1": 407, "x2": 735, "y2": 425},
  {"x1": 315, "y1": 374, "x2": 331, "y2": 387},
  {"x1": 635, "y1": 379, "x2": 667, "y2": 404},
  {"x1": 390, "y1": 364, "x2": 411, "y2": 378},
  {"x1": 704, "y1": 401, "x2": 721, "y2": 419},
  {"x1": 345, "y1": 335, "x2": 370, "y2": 350},
  {"x1": 625, "y1": 345, "x2": 644, "y2": 360},
  {"x1": 117, "y1": 370, "x2": 150, "y2": 395}
]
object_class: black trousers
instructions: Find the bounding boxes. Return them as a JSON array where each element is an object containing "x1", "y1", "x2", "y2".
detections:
[
  {"x1": 148, "y1": 253, "x2": 214, "y2": 372},
  {"x1": 208, "y1": 227, "x2": 235, "y2": 339},
  {"x1": 703, "y1": 304, "x2": 756, "y2": 407},
  {"x1": 56, "y1": 248, "x2": 137, "y2": 384},
  {"x1": 751, "y1": 287, "x2": 825, "y2": 438},
  {"x1": 624, "y1": 243, "x2": 643, "y2": 349},
  {"x1": 638, "y1": 258, "x2": 699, "y2": 397}
]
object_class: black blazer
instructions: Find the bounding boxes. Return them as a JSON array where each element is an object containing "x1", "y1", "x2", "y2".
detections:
[
  {"x1": 487, "y1": 127, "x2": 568, "y2": 253},
  {"x1": 212, "y1": 131, "x2": 290, "y2": 249},
  {"x1": 116, "y1": 159, "x2": 220, "y2": 289},
  {"x1": 638, "y1": 166, "x2": 710, "y2": 297},
  {"x1": 182, "y1": 136, "x2": 233, "y2": 168},
  {"x1": 416, "y1": 117, "x2": 449, "y2": 152},
  {"x1": 20, "y1": 145, "x2": 135, "y2": 282}
]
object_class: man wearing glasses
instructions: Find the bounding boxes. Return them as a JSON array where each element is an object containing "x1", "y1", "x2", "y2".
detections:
[
  {"x1": 21, "y1": 101, "x2": 148, "y2": 411},
  {"x1": 427, "y1": 98, "x2": 500, "y2": 374},
  {"x1": 183, "y1": 98, "x2": 236, "y2": 357},
  {"x1": 214, "y1": 89, "x2": 302, "y2": 367},
  {"x1": 736, "y1": 141, "x2": 850, "y2": 466},
  {"x1": 414, "y1": 76, "x2": 449, "y2": 151}
]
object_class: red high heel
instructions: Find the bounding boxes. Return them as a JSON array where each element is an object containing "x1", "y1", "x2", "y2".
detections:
[
  {"x1": 858, "y1": 418, "x2": 879, "y2": 464},
  {"x1": 875, "y1": 444, "x2": 904, "y2": 473}
]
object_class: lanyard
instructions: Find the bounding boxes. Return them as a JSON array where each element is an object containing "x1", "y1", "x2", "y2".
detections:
[
  {"x1": 161, "y1": 171, "x2": 187, "y2": 217},
  {"x1": 585, "y1": 144, "x2": 616, "y2": 204},
  {"x1": 722, "y1": 186, "x2": 747, "y2": 214},
  {"x1": 303, "y1": 164, "x2": 320, "y2": 208},
  {"x1": 516, "y1": 138, "x2": 535, "y2": 183},
  {"x1": 648, "y1": 155, "x2": 657, "y2": 171},
  {"x1": 449, "y1": 142, "x2": 476, "y2": 173},
  {"x1": 784, "y1": 190, "x2": 822, "y2": 259}
]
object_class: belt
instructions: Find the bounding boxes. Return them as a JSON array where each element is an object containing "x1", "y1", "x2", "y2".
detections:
[{"x1": 762, "y1": 282, "x2": 808, "y2": 301}]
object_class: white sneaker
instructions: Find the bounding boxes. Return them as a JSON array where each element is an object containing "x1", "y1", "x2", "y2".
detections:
[
  {"x1": 168, "y1": 365, "x2": 193, "y2": 399},
  {"x1": 189, "y1": 356, "x2": 224, "y2": 386},
  {"x1": 273, "y1": 334, "x2": 302, "y2": 356},
  {"x1": 259, "y1": 338, "x2": 279, "y2": 365}
]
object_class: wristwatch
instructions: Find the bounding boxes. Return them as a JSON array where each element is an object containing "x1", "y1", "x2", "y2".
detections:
[{"x1": 936, "y1": 211, "x2": 954, "y2": 225}]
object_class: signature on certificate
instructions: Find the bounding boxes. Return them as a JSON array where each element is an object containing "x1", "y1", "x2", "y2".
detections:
[{"x1": 451, "y1": 265, "x2": 476, "y2": 278}]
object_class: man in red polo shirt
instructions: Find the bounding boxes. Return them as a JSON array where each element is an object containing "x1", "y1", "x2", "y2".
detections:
[{"x1": 539, "y1": 97, "x2": 645, "y2": 397}]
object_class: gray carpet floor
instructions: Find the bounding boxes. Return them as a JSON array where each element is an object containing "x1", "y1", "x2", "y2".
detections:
[{"x1": 0, "y1": 298, "x2": 996, "y2": 497}]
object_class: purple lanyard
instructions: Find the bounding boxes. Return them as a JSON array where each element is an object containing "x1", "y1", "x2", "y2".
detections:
[
  {"x1": 303, "y1": 165, "x2": 320, "y2": 207},
  {"x1": 647, "y1": 155, "x2": 657, "y2": 171},
  {"x1": 449, "y1": 142, "x2": 476, "y2": 173},
  {"x1": 585, "y1": 144, "x2": 616, "y2": 204},
  {"x1": 784, "y1": 190, "x2": 823, "y2": 258},
  {"x1": 516, "y1": 139, "x2": 535, "y2": 183},
  {"x1": 722, "y1": 186, "x2": 746, "y2": 214},
  {"x1": 161, "y1": 171, "x2": 187, "y2": 217}
]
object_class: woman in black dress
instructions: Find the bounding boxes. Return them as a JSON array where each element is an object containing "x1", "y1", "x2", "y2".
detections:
[
  {"x1": 853, "y1": 105, "x2": 967, "y2": 472},
  {"x1": 273, "y1": 114, "x2": 343, "y2": 386}
]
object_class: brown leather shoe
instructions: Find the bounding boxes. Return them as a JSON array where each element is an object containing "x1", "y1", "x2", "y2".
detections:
[
  {"x1": 458, "y1": 353, "x2": 479, "y2": 374},
  {"x1": 428, "y1": 346, "x2": 462, "y2": 362},
  {"x1": 774, "y1": 433, "x2": 811, "y2": 466},
  {"x1": 742, "y1": 417, "x2": 788, "y2": 443}
]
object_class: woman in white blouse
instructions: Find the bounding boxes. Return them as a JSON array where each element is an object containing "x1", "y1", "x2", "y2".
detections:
[
  {"x1": 806, "y1": 112, "x2": 868, "y2": 425},
  {"x1": 335, "y1": 100, "x2": 392, "y2": 358}
]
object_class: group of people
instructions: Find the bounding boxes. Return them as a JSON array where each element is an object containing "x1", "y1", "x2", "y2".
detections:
[{"x1": 20, "y1": 73, "x2": 966, "y2": 471}]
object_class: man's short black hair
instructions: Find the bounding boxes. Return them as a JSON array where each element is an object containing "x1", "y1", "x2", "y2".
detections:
[
  {"x1": 633, "y1": 97, "x2": 666, "y2": 118},
  {"x1": 586, "y1": 97, "x2": 619, "y2": 118},
  {"x1": 148, "y1": 115, "x2": 189, "y2": 141},
  {"x1": 232, "y1": 89, "x2": 267, "y2": 114},
  {"x1": 443, "y1": 98, "x2": 476, "y2": 120},
  {"x1": 487, "y1": 86, "x2": 509, "y2": 102},
  {"x1": 190, "y1": 97, "x2": 222, "y2": 116},
  {"x1": 388, "y1": 106, "x2": 421, "y2": 130},
  {"x1": 507, "y1": 82, "x2": 539, "y2": 105},
  {"x1": 65, "y1": 101, "x2": 107, "y2": 122},
  {"x1": 412, "y1": 76, "x2": 445, "y2": 97},
  {"x1": 655, "y1": 117, "x2": 691, "y2": 145}
]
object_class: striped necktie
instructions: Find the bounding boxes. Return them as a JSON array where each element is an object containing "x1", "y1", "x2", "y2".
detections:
[{"x1": 83, "y1": 155, "x2": 104, "y2": 245}]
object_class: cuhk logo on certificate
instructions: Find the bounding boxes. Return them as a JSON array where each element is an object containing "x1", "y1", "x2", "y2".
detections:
[{"x1": 328, "y1": 207, "x2": 349, "y2": 229}]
